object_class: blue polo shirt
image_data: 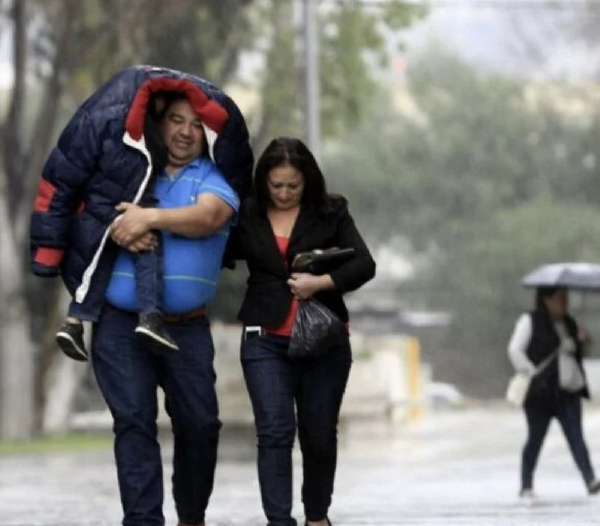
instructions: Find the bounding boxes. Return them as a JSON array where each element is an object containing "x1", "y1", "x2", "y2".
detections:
[{"x1": 105, "y1": 157, "x2": 239, "y2": 314}]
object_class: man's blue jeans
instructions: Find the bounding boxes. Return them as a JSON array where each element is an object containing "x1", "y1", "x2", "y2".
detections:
[
  {"x1": 91, "y1": 305, "x2": 221, "y2": 526},
  {"x1": 241, "y1": 333, "x2": 352, "y2": 526}
]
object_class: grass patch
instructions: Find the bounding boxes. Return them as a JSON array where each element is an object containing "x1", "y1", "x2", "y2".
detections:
[{"x1": 0, "y1": 432, "x2": 112, "y2": 456}]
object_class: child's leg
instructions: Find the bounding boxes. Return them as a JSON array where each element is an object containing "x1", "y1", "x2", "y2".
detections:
[
  {"x1": 67, "y1": 298, "x2": 103, "y2": 323},
  {"x1": 57, "y1": 243, "x2": 119, "y2": 362},
  {"x1": 56, "y1": 300, "x2": 92, "y2": 362},
  {"x1": 133, "y1": 233, "x2": 162, "y2": 316},
  {"x1": 133, "y1": 234, "x2": 178, "y2": 353}
]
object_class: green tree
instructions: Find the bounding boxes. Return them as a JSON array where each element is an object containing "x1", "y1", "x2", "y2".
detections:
[
  {"x1": 323, "y1": 48, "x2": 600, "y2": 396},
  {"x1": 428, "y1": 199, "x2": 600, "y2": 396},
  {"x1": 251, "y1": 0, "x2": 423, "y2": 153},
  {"x1": 0, "y1": 0, "x2": 101, "y2": 440},
  {"x1": 324, "y1": 48, "x2": 599, "y2": 248}
]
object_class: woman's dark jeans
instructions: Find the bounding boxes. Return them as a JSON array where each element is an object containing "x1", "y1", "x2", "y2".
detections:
[
  {"x1": 241, "y1": 333, "x2": 352, "y2": 526},
  {"x1": 521, "y1": 390, "x2": 596, "y2": 491}
]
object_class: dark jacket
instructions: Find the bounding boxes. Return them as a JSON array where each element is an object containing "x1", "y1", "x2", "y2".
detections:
[
  {"x1": 230, "y1": 196, "x2": 376, "y2": 328},
  {"x1": 29, "y1": 65, "x2": 253, "y2": 307},
  {"x1": 526, "y1": 308, "x2": 589, "y2": 402}
]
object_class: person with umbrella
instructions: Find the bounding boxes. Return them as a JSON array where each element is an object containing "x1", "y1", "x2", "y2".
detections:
[{"x1": 508, "y1": 266, "x2": 600, "y2": 502}]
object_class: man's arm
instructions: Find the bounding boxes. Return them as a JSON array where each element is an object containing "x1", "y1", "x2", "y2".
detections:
[
  {"x1": 110, "y1": 194, "x2": 234, "y2": 247},
  {"x1": 147, "y1": 193, "x2": 234, "y2": 238}
]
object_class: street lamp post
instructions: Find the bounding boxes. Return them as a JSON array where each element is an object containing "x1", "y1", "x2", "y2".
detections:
[{"x1": 303, "y1": 0, "x2": 321, "y2": 160}]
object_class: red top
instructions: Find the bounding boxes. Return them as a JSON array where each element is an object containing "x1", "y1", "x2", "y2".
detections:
[{"x1": 267, "y1": 236, "x2": 299, "y2": 337}]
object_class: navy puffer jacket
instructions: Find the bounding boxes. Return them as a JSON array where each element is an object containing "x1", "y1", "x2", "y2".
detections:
[{"x1": 30, "y1": 65, "x2": 253, "y2": 306}]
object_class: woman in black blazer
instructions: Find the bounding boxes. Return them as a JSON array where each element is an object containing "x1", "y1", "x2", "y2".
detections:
[{"x1": 230, "y1": 137, "x2": 376, "y2": 526}]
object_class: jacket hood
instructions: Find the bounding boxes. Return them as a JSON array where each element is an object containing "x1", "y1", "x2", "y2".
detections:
[{"x1": 124, "y1": 66, "x2": 230, "y2": 141}]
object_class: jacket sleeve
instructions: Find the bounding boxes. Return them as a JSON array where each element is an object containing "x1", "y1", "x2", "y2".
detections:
[
  {"x1": 507, "y1": 313, "x2": 536, "y2": 373},
  {"x1": 222, "y1": 222, "x2": 246, "y2": 268},
  {"x1": 30, "y1": 110, "x2": 99, "y2": 276},
  {"x1": 328, "y1": 203, "x2": 376, "y2": 293},
  {"x1": 207, "y1": 85, "x2": 254, "y2": 202}
]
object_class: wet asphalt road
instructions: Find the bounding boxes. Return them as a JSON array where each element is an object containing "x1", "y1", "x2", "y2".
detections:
[{"x1": 2, "y1": 405, "x2": 600, "y2": 525}]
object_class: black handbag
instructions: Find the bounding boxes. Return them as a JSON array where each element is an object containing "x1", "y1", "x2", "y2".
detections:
[
  {"x1": 287, "y1": 247, "x2": 354, "y2": 359},
  {"x1": 290, "y1": 247, "x2": 356, "y2": 274},
  {"x1": 287, "y1": 298, "x2": 346, "y2": 359}
]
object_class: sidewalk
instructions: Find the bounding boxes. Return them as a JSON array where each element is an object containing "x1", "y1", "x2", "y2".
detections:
[{"x1": 3, "y1": 404, "x2": 600, "y2": 525}]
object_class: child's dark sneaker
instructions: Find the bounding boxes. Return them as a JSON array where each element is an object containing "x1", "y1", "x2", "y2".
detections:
[
  {"x1": 55, "y1": 322, "x2": 89, "y2": 362},
  {"x1": 135, "y1": 312, "x2": 179, "y2": 354}
]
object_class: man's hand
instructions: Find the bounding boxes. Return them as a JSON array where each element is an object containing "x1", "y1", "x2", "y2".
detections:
[
  {"x1": 110, "y1": 202, "x2": 156, "y2": 248},
  {"x1": 126, "y1": 231, "x2": 158, "y2": 253},
  {"x1": 287, "y1": 273, "x2": 334, "y2": 300}
]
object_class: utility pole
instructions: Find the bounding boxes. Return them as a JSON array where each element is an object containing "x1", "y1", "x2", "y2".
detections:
[{"x1": 303, "y1": 0, "x2": 321, "y2": 160}]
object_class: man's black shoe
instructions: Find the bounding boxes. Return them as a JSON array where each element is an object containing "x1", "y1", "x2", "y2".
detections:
[
  {"x1": 135, "y1": 312, "x2": 179, "y2": 354},
  {"x1": 56, "y1": 322, "x2": 89, "y2": 362}
]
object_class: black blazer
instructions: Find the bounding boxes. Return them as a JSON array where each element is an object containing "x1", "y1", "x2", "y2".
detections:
[{"x1": 229, "y1": 195, "x2": 376, "y2": 329}]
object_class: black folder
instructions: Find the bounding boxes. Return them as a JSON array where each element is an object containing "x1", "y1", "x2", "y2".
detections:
[{"x1": 290, "y1": 247, "x2": 356, "y2": 274}]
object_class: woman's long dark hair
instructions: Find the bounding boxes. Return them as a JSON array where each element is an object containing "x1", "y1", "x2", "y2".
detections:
[
  {"x1": 534, "y1": 286, "x2": 563, "y2": 312},
  {"x1": 253, "y1": 137, "x2": 333, "y2": 212}
]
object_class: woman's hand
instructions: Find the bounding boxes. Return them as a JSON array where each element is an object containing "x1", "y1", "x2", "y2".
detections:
[
  {"x1": 578, "y1": 323, "x2": 589, "y2": 344},
  {"x1": 577, "y1": 321, "x2": 594, "y2": 355},
  {"x1": 287, "y1": 273, "x2": 334, "y2": 300}
]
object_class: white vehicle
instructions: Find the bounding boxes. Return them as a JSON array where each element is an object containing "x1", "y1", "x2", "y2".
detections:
[{"x1": 426, "y1": 382, "x2": 464, "y2": 407}]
